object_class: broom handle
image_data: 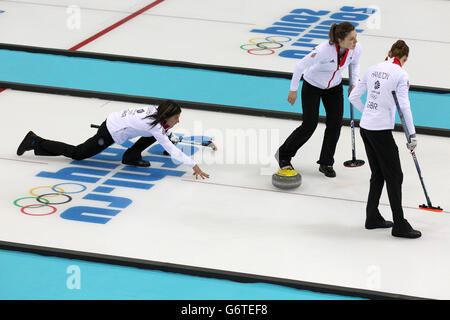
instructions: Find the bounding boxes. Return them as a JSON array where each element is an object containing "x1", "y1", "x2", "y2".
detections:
[
  {"x1": 391, "y1": 91, "x2": 432, "y2": 206},
  {"x1": 348, "y1": 64, "x2": 356, "y2": 161},
  {"x1": 391, "y1": 92, "x2": 412, "y2": 143}
]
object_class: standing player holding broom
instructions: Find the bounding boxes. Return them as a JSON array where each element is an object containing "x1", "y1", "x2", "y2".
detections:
[{"x1": 275, "y1": 22, "x2": 362, "y2": 179}]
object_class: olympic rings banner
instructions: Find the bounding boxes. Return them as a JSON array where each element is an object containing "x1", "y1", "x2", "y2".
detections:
[
  {"x1": 242, "y1": 6, "x2": 378, "y2": 59},
  {"x1": 12, "y1": 136, "x2": 205, "y2": 224}
]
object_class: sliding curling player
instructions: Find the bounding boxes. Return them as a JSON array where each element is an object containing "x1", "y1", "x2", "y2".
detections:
[
  {"x1": 17, "y1": 100, "x2": 210, "y2": 180},
  {"x1": 349, "y1": 40, "x2": 442, "y2": 239},
  {"x1": 273, "y1": 21, "x2": 362, "y2": 189}
]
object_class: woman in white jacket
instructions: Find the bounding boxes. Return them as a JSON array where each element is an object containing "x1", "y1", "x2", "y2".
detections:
[
  {"x1": 349, "y1": 40, "x2": 421, "y2": 239},
  {"x1": 276, "y1": 22, "x2": 361, "y2": 178},
  {"x1": 17, "y1": 100, "x2": 210, "y2": 180}
]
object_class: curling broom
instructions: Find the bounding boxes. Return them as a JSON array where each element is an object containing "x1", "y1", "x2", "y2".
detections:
[
  {"x1": 392, "y1": 91, "x2": 443, "y2": 212},
  {"x1": 344, "y1": 64, "x2": 365, "y2": 168}
]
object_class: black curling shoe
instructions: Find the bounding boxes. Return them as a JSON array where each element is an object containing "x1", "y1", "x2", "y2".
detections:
[
  {"x1": 392, "y1": 220, "x2": 422, "y2": 239},
  {"x1": 17, "y1": 131, "x2": 38, "y2": 156},
  {"x1": 319, "y1": 165, "x2": 336, "y2": 178},
  {"x1": 365, "y1": 220, "x2": 394, "y2": 230},
  {"x1": 122, "y1": 159, "x2": 151, "y2": 167},
  {"x1": 274, "y1": 150, "x2": 292, "y2": 169}
]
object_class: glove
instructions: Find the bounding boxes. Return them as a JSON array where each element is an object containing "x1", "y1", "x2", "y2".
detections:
[
  {"x1": 168, "y1": 133, "x2": 180, "y2": 144},
  {"x1": 406, "y1": 137, "x2": 417, "y2": 152}
]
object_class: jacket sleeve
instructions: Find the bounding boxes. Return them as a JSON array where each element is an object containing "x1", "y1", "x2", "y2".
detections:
[
  {"x1": 349, "y1": 44, "x2": 362, "y2": 86},
  {"x1": 395, "y1": 73, "x2": 416, "y2": 136},
  {"x1": 151, "y1": 126, "x2": 196, "y2": 168},
  {"x1": 348, "y1": 70, "x2": 368, "y2": 112},
  {"x1": 290, "y1": 45, "x2": 324, "y2": 91}
]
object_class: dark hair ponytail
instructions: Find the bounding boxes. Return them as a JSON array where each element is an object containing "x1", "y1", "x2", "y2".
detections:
[
  {"x1": 329, "y1": 22, "x2": 355, "y2": 45},
  {"x1": 146, "y1": 100, "x2": 181, "y2": 127},
  {"x1": 389, "y1": 40, "x2": 409, "y2": 59}
]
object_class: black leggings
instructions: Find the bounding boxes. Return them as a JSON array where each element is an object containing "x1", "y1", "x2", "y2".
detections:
[
  {"x1": 278, "y1": 80, "x2": 344, "y2": 166},
  {"x1": 33, "y1": 121, "x2": 156, "y2": 161}
]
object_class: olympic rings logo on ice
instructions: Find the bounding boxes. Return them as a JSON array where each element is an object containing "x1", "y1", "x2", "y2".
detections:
[
  {"x1": 240, "y1": 36, "x2": 292, "y2": 55},
  {"x1": 13, "y1": 183, "x2": 87, "y2": 216}
]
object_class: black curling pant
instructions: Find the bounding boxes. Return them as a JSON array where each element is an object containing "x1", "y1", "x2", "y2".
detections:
[
  {"x1": 33, "y1": 121, "x2": 156, "y2": 161},
  {"x1": 34, "y1": 121, "x2": 114, "y2": 160},
  {"x1": 278, "y1": 80, "x2": 344, "y2": 166},
  {"x1": 360, "y1": 128, "x2": 407, "y2": 227},
  {"x1": 122, "y1": 136, "x2": 156, "y2": 161}
]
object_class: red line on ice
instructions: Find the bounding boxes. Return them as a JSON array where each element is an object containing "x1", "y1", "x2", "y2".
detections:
[{"x1": 69, "y1": 0, "x2": 165, "y2": 51}]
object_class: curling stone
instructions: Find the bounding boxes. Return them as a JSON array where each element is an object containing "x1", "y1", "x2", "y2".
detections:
[{"x1": 272, "y1": 169, "x2": 302, "y2": 189}]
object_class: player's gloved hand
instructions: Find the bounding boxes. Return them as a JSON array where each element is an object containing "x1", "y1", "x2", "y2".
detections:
[
  {"x1": 406, "y1": 137, "x2": 417, "y2": 152},
  {"x1": 168, "y1": 133, "x2": 180, "y2": 144}
]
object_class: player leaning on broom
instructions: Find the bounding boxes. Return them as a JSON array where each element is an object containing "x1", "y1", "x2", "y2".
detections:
[{"x1": 349, "y1": 40, "x2": 421, "y2": 239}]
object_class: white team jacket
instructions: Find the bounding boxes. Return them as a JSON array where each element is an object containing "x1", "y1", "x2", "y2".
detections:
[
  {"x1": 349, "y1": 57, "x2": 415, "y2": 135},
  {"x1": 290, "y1": 41, "x2": 362, "y2": 91},
  {"x1": 106, "y1": 105, "x2": 196, "y2": 168}
]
